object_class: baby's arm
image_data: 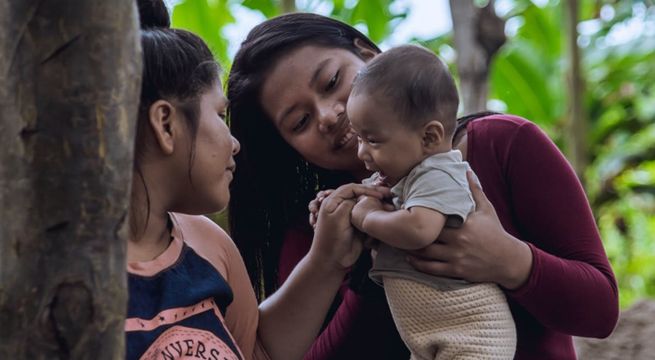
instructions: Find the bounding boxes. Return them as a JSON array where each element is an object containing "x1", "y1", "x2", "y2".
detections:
[{"x1": 352, "y1": 197, "x2": 447, "y2": 250}]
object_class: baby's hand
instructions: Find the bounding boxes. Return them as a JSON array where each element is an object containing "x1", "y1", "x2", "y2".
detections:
[
  {"x1": 351, "y1": 196, "x2": 384, "y2": 232},
  {"x1": 308, "y1": 189, "x2": 334, "y2": 228}
]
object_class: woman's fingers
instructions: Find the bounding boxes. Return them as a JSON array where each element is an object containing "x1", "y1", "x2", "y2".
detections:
[
  {"x1": 406, "y1": 256, "x2": 455, "y2": 278},
  {"x1": 406, "y1": 242, "x2": 464, "y2": 278},
  {"x1": 407, "y1": 242, "x2": 453, "y2": 262}
]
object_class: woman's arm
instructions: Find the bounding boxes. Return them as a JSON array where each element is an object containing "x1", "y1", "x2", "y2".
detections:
[
  {"x1": 409, "y1": 120, "x2": 618, "y2": 338},
  {"x1": 257, "y1": 184, "x2": 388, "y2": 360}
]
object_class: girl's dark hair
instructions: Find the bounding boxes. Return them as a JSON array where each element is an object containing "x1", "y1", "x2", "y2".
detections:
[
  {"x1": 137, "y1": 0, "x2": 171, "y2": 28},
  {"x1": 132, "y1": 0, "x2": 220, "y2": 233},
  {"x1": 227, "y1": 13, "x2": 380, "y2": 300}
]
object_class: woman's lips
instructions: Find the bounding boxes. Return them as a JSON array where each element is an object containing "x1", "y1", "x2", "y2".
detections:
[{"x1": 335, "y1": 127, "x2": 357, "y2": 149}]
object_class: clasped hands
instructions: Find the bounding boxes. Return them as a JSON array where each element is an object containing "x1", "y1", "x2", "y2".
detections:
[{"x1": 307, "y1": 172, "x2": 532, "y2": 289}]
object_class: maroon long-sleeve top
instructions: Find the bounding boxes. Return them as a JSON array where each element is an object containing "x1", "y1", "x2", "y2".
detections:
[{"x1": 278, "y1": 114, "x2": 619, "y2": 359}]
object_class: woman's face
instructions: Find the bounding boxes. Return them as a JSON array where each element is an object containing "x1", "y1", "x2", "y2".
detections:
[{"x1": 260, "y1": 44, "x2": 375, "y2": 176}]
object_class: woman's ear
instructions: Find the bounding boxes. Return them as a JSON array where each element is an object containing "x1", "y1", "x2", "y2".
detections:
[
  {"x1": 148, "y1": 100, "x2": 177, "y2": 155},
  {"x1": 353, "y1": 38, "x2": 378, "y2": 62},
  {"x1": 422, "y1": 120, "x2": 445, "y2": 150}
]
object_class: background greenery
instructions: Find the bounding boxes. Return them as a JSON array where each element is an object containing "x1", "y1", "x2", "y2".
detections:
[{"x1": 170, "y1": 0, "x2": 655, "y2": 308}]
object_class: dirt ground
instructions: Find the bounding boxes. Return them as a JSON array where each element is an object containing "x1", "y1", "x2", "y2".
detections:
[{"x1": 574, "y1": 300, "x2": 655, "y2": 360}]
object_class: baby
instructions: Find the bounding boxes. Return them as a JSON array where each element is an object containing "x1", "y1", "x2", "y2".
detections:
[{"x1": 348, "y1": 44, "x2": 516, "y2": 360}]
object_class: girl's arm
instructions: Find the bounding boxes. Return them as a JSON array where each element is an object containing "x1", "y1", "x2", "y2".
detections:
[
  {"x1": 278, "y1": 229, "x2": 408, "y2": 360},
  {"x1": 257, "y1": 184, "x2": 389, "y2": 360}
]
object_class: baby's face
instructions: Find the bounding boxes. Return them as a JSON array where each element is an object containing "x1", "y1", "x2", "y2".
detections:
[{"x1": 347, "y1": 93, "x2": 425, "y2": 186}]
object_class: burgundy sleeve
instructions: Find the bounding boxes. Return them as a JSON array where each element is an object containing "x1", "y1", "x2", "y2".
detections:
[
  {"x1": 279, "y1": 228, "x2": 407, "y2": 360},
  {"x1": 502, "y1": 121, "x2": 619, "y2": 338}
]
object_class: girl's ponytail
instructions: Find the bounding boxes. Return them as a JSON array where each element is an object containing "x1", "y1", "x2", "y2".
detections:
[{"x1": 137, "y1": 0, "x2": 171, "y2": 29}]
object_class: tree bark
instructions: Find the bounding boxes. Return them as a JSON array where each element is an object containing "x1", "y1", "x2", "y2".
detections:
[
  {"x1": 0, "y1": 0, "x2": 141, "y2": 358},
  {"x1": 564, "y1": 0, "x2": 587, "y2": 177},
  {"x1": 449, "y1": 0, "x2": 506, "y2": 114}
]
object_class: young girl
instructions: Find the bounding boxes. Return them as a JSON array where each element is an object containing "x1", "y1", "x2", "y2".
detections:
[{"x1": 127, "y1": 3, "x2": 388, "y2": 359}]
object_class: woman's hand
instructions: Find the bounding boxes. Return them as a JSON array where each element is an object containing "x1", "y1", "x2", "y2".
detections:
[
  {"x1": 407, "y1": 171, "x2": 533, "y2": 290},
  {"x1": 310, "y1": 183, "x2": 390, "y2": 270}
]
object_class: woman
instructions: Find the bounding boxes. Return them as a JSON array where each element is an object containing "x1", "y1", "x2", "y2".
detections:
[{"x1": 227, "y1": 13, "x2": 619, "y2": 360}]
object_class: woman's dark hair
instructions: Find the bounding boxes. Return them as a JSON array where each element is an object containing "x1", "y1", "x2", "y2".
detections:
[
  {"x1": 227, "y1": 13, "x2": 380, "y2": 300},
  {"x1": 132, "y1": 0, "x2": 220, "y2": 234}
]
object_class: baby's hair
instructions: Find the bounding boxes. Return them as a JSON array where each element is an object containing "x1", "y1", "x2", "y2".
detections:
[{"x1": 352, "y1": 44, "x2": 459, "y2": 136}]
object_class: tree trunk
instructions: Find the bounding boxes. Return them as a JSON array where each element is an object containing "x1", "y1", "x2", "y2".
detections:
[
  {"x1": 0, "y1": 0, "x2": 141, "y2": 358},
  {"x1": 564, "y1": 0, "x2": 587, "y2": 177},
  {"x1": 449, "y1": 0, "x2": 506, "y2": 115}
]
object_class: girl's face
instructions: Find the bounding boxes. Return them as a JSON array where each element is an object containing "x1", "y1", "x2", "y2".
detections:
[
  {"x1": 260, "y1": 44, "x2": 374, "y2": 177},
  {"x1": 177, "y1": 85, "x2": 240, "y2": 214}
]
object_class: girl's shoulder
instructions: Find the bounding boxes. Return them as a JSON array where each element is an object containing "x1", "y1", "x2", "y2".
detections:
[{"x1": 170, "y1": 212, "x2": 240, "y2": 279}]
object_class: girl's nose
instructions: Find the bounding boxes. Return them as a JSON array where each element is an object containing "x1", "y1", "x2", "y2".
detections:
[{"x1": 231, "y1": 136, "x2": 240, "y2": 155}]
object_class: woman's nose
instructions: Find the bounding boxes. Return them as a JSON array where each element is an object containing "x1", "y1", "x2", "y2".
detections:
[
  {"x1": 231, "y1": 136, "x2": 240, "y2": 155},
  {"x1": 317, "y1": 102, "x2": 345, "y2": 133}
]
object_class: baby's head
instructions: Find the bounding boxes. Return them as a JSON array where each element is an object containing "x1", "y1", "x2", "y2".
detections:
[{"x1": 347, "y1": 44, "x2": 459, "y2": 185}]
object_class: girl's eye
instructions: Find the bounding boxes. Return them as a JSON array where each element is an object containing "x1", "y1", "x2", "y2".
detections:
[
  {"x1": 218, "y1": 112, "x2": 227, "y2": 120},
  {"x1": 292, "y1": 114, "x2": 309, "y2": 132},
  {"x1": 326, "y1": 70, "x2": 340, "y2": 91}
]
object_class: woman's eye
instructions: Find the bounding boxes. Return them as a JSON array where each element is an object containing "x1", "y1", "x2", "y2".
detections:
[
  {"x1": 292, "y1": 114, "x2": 309, "y2": 132},
  {"x1": 218, "y1": 112, "x2": 227, "y2": 120},
  {"x1": 326, "y1": 70, "x2": 340, "y2": 91}
]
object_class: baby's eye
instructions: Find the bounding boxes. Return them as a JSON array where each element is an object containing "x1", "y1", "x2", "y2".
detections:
[{"x1": 292, "y1": 114, "x2": 309, "y2": 132}]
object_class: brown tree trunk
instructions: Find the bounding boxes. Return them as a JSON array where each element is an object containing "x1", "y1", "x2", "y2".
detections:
[
  {"x1": 564, "y1": 0, "x2": 587, "y2": 177},
  {"x1": 449, "y1": 0, "x2": 506, "y2": 114},
  {"x1": 0, "y1": 0, "x2": 141, "y2": 358}
]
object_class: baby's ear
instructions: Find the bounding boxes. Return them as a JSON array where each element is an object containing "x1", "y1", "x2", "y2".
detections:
[{"x1": 422, "y1": 120, "x2": 445, "y2": 149}]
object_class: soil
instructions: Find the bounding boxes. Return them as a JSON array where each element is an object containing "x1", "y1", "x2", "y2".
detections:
[{"x1": 574, "y1": 300, "x2": 655, "y2": 360}]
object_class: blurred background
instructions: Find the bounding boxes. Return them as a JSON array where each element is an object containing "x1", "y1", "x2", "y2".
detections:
[{"x1": 166, "y1": 0, "x2": 655, "y2": 310}]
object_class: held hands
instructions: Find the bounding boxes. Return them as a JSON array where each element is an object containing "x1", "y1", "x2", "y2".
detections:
[
  {"x1": 309, "y1": 184, "x2": 390, "y2": 270},
  {"x1": 407, "y1": 171, "x2": 533, "y2": 290}
]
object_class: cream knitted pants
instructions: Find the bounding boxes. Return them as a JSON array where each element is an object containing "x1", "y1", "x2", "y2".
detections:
[{"x1": 384, "y1": 277, "x2": 516, "y2": 360}]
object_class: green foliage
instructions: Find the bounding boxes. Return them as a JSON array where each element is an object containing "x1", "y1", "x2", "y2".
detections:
[
  {"x1": 172, "y1": 0, "x2": 235, "y2": 66},
  {"x1": 490, "y1": 2, "x2": 564, "y2": 130}
]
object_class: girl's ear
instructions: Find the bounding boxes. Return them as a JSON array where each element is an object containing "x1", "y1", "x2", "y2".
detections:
[
  {"x1": 353, "y1": 38, "x2": 378, "y2": 62},
  {"x1": 148, "y1": 100, "x2": 177, "y2": 155},
  {"x1": 422, "y1": 120, "x2": 445, "y2": 150}
]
